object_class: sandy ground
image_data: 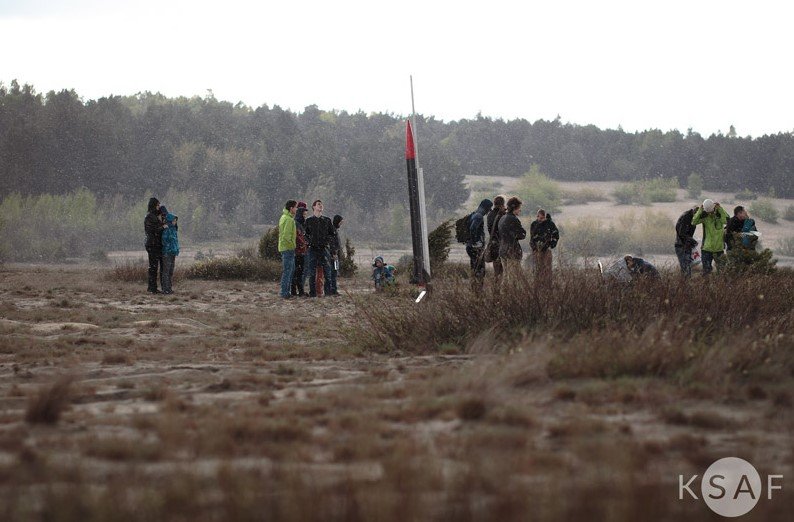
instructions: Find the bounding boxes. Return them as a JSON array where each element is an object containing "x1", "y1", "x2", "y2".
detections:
[{"x1": 0, "y1": 264, "x2": 792, "y2": 519}]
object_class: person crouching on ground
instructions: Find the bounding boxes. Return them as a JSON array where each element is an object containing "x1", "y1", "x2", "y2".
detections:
[
  {"x1": 159, "y1": 206, "x2": 179, "y2": 295},
  {"x1": 278, "y1": 200, "x2": 298, "y2": 299},
  {"x1": 372, "y1": 256, "x2": 396, "y2": 292},
  {"x1": 624, "y1": 255, "x2": 660, "y2": 279},
  {"x1": 529, "y1": 208, "x2": 559, "y2": 283},
  {"x1": 691, "y1": 198, "x2": 728, "y2": 276}
]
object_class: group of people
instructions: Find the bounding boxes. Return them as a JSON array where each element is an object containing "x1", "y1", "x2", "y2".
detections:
[
  {"x1": 144, "y1": 197, "x2": 180, "y2": 294},
  {"x1": 278, "y1": 199, "x2": 344, "y2": 299},
  {"x1": 675, "y1": 198, "x2": 759, "y2": 277},
  {"x1": 465, "y1": 195, "x2": 560, "y2": 283}
]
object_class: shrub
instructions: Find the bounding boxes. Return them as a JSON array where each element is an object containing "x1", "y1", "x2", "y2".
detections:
[
  {"x1": 186, "y1": 256, "x2": 281, "y2": 281},
  {"x1": 687, "y1": 172, "x2": 703, "y2": 199},
  {"x1": 516, "y1": 165, "x2": 562, "y2": 213},
  {"x1": 735, "y1": 189, "x2": 758, "y2": 200},
  {"x1": 26, "y1": 377, "x2": 73, "y2": 425},
  {"x1": 784, "y1": 205, "x2": 794, "y2": 221},
  {"x1": 620, "y1": 211, "x2": 674, "y2": 255},
  {"x1": 339, "y1": 238, "x2": 358, "y2": 278},
  {"x1": 106, "y1": 260, "x2": 185, "y2": 282},
  {"x1": 428, "y1": 220, "x2": 453, "y2": 268},
  {"x1": 559, "y1": 220, "x2": 623, "y2": 257},
  {"x1": 612, "y1": 183, "x2": 646, "y2": 205},
  {"x1": 560, "y1": 211, "x2": 672, "y2": 257},
  {"x1": 562, "y1": 187, "x2": 609, "y2": 205},
  {"x1": 777, "y1": 238, "x2": 794, "y2": 257},
  {"x1": 644, "y1": 178, "x2": 678, "y2": 202},
  {"x1": 750, "y1": 199, "x2": 779, "y2": 223},
  {"x1": 725, "y1": 247, "x2": 777, "y2": 275},
  {"x1": 258, "y1": 227, "x2": 280, "y2": 260}
]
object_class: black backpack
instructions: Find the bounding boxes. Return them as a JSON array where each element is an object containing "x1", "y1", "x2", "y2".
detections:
[{"x1": 455, "y1": 214, "x2": 472, "y2": 244}]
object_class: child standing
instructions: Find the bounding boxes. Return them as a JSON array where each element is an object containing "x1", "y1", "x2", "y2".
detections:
[{"x1": 372, "y1": 256, "x2": 396, "y2": 292}]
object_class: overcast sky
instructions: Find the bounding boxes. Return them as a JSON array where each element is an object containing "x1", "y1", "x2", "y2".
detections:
[{"x1": 2, "y1": 0, "x2": 792, "y2": 137}]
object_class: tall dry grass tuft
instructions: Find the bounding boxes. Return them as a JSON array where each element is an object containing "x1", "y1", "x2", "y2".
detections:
[
  {"x1": 351, "y1": 268, "x2": 794, "y2": 383},
  {"x1": 106, "y1": 260, "x2": 184, "y2": 282},
  {"x1": 25, "y1": 377, "x2": 73, "y2": 425}
]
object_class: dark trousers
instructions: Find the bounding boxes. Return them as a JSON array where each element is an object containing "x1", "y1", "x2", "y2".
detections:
[
  {"x1": 307, "y1": 249, "x2": 332, "y2": 297},
  {"x1": 147, "y1": 249, "x2": 163, "y2": 292},
  {"x1": 675, "y1": 244, "x2": 692, "y2": 277},
  {"x1": 292, "y1": 253, "x2": 306, "y2": 295},
  {"x1": 701, "y1": 250, "x2": 724, "y2": 276},
  {"x1": 466, "y1": 245, "x2": 485, "y2": 280},
  {"x1": 161, "y1": 254, "x2": 175, "y2": 293}
]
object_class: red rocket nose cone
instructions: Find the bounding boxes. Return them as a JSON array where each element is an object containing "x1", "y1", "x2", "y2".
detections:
[{"x1": 405, "y1": 120, "x2": 416, "y2": 160}]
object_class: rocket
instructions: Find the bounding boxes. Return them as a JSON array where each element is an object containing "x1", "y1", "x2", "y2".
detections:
[{"x1": 405, "y1": 120, "x2": 431, "y2": 285}]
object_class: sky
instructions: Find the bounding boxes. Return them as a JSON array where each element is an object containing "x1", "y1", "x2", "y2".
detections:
[{"x1": 1, "y1": 0, "x2": 792, "y2": 137}]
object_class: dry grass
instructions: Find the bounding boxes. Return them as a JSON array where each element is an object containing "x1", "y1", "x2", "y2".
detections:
[{"x1": 25, "y1": 377, "x2": 73, "y2": 424}]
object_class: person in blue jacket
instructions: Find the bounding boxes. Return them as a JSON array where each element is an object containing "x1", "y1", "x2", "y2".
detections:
[{"x1": 159, "y1": 205, "x2": 179, "y2": 295}]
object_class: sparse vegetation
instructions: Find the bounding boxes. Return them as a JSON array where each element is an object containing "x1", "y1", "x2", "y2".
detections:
[
  {"x1": 516, "y1": 165, "x2": 562, "y2": 213},
  {"x1": 750, "y1": 198, "x2": 780, "y2": 223},
  {"x1": 686, "y1": 172, "x2": 703, "y2": 199},
  {"x1": 561, "y1": 211, "x2": 672, "y2": 256},
  {"x1": 612, "y1": 178, "x2": 678, "y2": 205},
  {"x1": 186, "y1": 256, "x2": 281, "y2": 281},
  {"x1": 784, "y1": 205, "x2": 794, "y2": 221},
  {"x1": 25, "y1": 377, "x2": 73, "y2": 424},
  {"x1": 562, "y1": 187, "x2": 609, "y2": 205}
]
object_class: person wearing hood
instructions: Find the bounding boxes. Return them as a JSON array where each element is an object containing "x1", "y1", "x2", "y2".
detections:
[
  {"x1": 529, "y1": 208, "x2": 559, "y2": 282},
  {"x1": 327, "y1": 214, "x2": 344, "y2": 296},
  {"x1": 159, "y1": 206, "x2": 179, "y2": 295},
  {"x1": 144, "y1": 197, "x2": 167, "y2": 294},
  {"x1": 674, "y1": 206, "x2": 699, "y2": 277},
  {"x1": 466, "y1": 198, "x2": 493, "y2": 281},
  {"x1": 291, "y1": 204, "x2": 309, "y2": 297},
  {"x1": 278, "y1": 200, "x2": 298, "y2": 299},
  {"x1": 372, "y1": 256, "x2": 396, "y2": 291},
  {"x1": 691, "y1": 198, "x2": 728, "y2": 275}
]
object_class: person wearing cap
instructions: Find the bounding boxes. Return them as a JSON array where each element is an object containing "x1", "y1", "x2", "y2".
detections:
[
  {"x1": 466, "y1": 198, "x2": 493, "y2": 281},
  {"x1": 691, "y1": 198, "x2": 728, "y2": 275},
  {"x1": 278, "y1": 200, "x2": 298, "y2": 299}
]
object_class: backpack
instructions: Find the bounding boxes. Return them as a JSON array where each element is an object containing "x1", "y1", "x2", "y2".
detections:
[{"x1": 455, "y1": 214, "x2": 472, "y2": 244}]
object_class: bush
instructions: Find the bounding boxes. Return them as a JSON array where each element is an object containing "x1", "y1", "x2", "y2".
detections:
[
  {"x1": 613, "y1": 179, "x2": 677, "y2": 205},
  {"x1": 725, "y1": 247, "x2": 777, "y2": 275},
  {"x1": 562, "y1": 187, "x2": 609, "y2": 205},
  {"x1": 784, "y1": 205, "x2": 794, "y2": 221},
  {"x1": 106, "y1": 260, "x2": 185, "y2": 282},
  {"x1": 560, "y1": 211, "x2": 673, "y2": 257},
  {"x1": 735, "y1": 189, "x2": 758, "y2": 200},
  {"x1": 339, "y1": 237, "x2": 358, "y2": 278},
  {"x1": 186, "y1": 256, "x2": 281, "y2": 281},
  {"x1": 559, "y1": 220, "x2": 623, "y2": 257},
  {"x1": 686, "y1": 172, "x2": 703, "y2": 199},
  {"x1": 777, "y1": 238, "x2": 794, "y2": 257},
  {"x1": 258, "y1": 227, "x2": 280, "y2": 260},
  {"x1": 516, "y1": 165, "x2": 562, "y2": 213},
  {"x1": 621, "y1": 210, "x2": 674, "y2": 255},
  {"x1": 750, "y1": 199, "x2": 779, "y2": 223},
  {"x1": 428, "y1": 220, "x2": 453, "y2": 269}
]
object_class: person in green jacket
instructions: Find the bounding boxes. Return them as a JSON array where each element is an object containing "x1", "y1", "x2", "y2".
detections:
[
  {"x1": 691, "y1": 198, "x2": 728, "y2": 275},
  {"x1": 278, "y1": 200, "x2": 298, "y2": 298}
]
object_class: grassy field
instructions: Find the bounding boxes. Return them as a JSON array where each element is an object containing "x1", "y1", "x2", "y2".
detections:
[{"x1": 0, "y1": 262, "x2": 792, "y2": 521}]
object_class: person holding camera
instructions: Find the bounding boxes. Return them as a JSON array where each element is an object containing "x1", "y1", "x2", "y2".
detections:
[{"x1": 691, "y1": 198, "x2": 728, "y2": 275}]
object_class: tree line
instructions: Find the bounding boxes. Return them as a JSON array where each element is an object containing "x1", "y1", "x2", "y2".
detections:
[{"x1": 2, "y1": 80, "x2": 792, "y2": 220}]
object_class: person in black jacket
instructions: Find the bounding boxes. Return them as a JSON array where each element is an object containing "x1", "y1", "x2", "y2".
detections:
[
  {"x1": 485, "y1": 195, "x2": 506, "y2": 280},
  {"x1": 724, "y1": 205, "x2": 747, "y2": 252},
  {"x1": 497, "y1": 197, "x2": 527, "y2": 279},
  {"x1": 327, "y1": 214, "x2": 344, "y2": 296},
  {"x1": 466, "y1": 199, "x2": 493, "y2": 281},
  {"x1": 144, "y1": 197, "x2": 167, "y2": 294},
  {"x1": 529, "y1": 209, "x2": 559, "y2": 282},
  {"x1": 674, "y1": 206, "x2": 699, "y2": 277},
  {"x1": 304, "y1": 200, "x2": 335, "y2": 298}
]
